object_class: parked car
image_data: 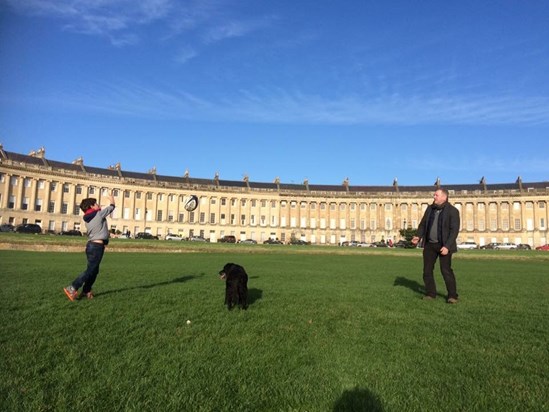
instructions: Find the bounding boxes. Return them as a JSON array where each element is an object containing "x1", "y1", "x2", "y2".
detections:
[
  {"x1": 218, "y1": 235, "x2": 236, "y2": 243},
  {"x1": 0, "y1": 224, "x2": 15, "y2": 232},
  {"x1": 370, "y1": 241, "x2": 388, "y2": 248},
  {"x1": 341, "y1": 241, "x2": 360, "y2": 247},
  {"x1": 60, "y1": 230, "x2": 83, "y2": 236},
  {"x1": 480, "y1": 243, "x2": 500, "y2": 250},
  {"x1": 357, "y1": 242, "x2": 371, "y2": 247},
  {"x1": 239, "y1": 239, "x2": 257, "y2": 244},
  {"x1": 535, "y1": 244, "x2": 549, "y2": 251},
  {"x1": 516, "y1": 244, "x2": 531, "y2": 250},
  {"x1": 189, "y1": 236, "x2": 207, "y2": 242},
  {"x1": 15, "y1": 223, "x2": 42, "y2": 234},
  {"x1": 263, "y1": 238, "x2": 283, "y2": 244},
  {"x1": 457, "y1": 241, "x2": 478, "y2": 250},
  {"x1": 135, "y1": 232, "x2": 159, "y2": 240},
  {"x1": 394, "y1": 240, "x2": 415, "y2": 248},
  {"x1": 495, "y1": 243, "x2": 517, "y2": 250},
  {"x1": 165, "y1": 234, "x2": 183, "y2": 241},
  {"x1": 289, "y1": 239, "x2": 311, "y2": 245}
]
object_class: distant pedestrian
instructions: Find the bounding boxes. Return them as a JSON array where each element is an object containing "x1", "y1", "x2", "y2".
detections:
[
  {"x1": 412, "y1": 188, "x2": 460, "y2": 304},
  {"x1": 63, "y1": 192, "x2": 115, "y2": 301}
]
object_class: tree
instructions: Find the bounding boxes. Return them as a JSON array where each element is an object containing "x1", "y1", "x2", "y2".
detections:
[{"x1": 399, "y1": 227, "x2": 418, "y2": 241}]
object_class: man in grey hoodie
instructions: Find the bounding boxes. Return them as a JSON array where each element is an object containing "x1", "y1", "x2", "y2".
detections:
[{"x1": 64, "y1": 192, "x2": 115, "y2": 301}]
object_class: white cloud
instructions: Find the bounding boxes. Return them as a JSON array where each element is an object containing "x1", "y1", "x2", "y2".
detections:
[
  {"x1": 174, "y1": 47, "x2": 197, "y2": 64},
  {"x1": 37, "y1": 80, "x2": 549, "y2": 127}
]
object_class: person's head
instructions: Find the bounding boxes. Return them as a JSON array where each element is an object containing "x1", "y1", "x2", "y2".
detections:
[
  {"x1": 433, "y1": 188, "x2": 449, "y2": 205},
  {"x1": 80, "y1": 198, "x2": 98, "y2": 213}
]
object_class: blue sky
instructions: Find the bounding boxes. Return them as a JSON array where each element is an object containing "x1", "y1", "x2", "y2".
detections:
[{"x1": 1, "y1": 0, "x2": 548, "y2": 186}]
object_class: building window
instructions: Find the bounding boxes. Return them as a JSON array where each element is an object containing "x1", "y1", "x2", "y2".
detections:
[
  {"x1": 51, "y1": 182, "x2": 57, "y2": 191},
  {"x1": 539, "y1": 201, "x2": 546, "y2": 209},
  {"x1": 10, "y1": 176, "x2": 18, "y2": 186},
  {"x1": 231, "y1": 199, "x2": 237, "y2": 206},
  {"x1": 291, "y1": 201, "x2": 297, "y2": 209},
  {"x1": 241, "y1": 214, "x2": 246, "y2": 225},
  {"x1": 168, "y1": 212, "x2": 174, "y2": 222},
  {"x1": 136, "y1": 192, "x2": 141, "y2": 199},
  {"x1": 48, "y1": 201, "x2": 55, "y2": 213},
  {"x1": 35, "y1": 199, "x2": 42, "y2": 212},
  {"x1": 73, "y1": 204, "x2": 80, "y2": 215},
  {"x1": 63, "y1": 184, "x2": 70, "y2": 193},
  {"x1": 478, "y1": 220, "x2": 486, "y2": 231},
  {"x1": 251, "y1": 200, "x2": 256, "y2": 207},
  {"x1": 241, "y1": 199, "x2": 247, "y2": 207},
  {"x1": 320, "y1": 203, "x2": 326, "y2": 210},
  {"x1": 310, "y1": 202, "x2": 316, "y2": 210},
  {"x1": 178, "y1": 213, "x2": 184, "y2": 222},
  {"x1": 502, "y1": 219, "x2": 509, "y2": 231},
  {"x1": 490, "y1": 218, "x2": 497, "y2": 231},
  {"x1": 301, "y1": 202, "x2": 307, "y2": 209},
  {"x1": 350, "y1": 218, "x2": 356, "y2": 229},
  {"x1": 200, "y1": 212, "x2": 206, "y2": 223},
  {"x1": 221, "y1": 198, "x2": 227, "y2": 206},
  {"x1": 125, "y1": 191, "x2": 131, "y2": 198},
  {"x1": 8, "y1": 195, "x2": 15, "y2": 209},
  {"x1": 340, "y1": 203, "x2": 346, "y2": 211},
  {"x1": 147, "y1": 193, "x2": 153, "y2": 200},
  {"x1": 157, "y1": 210, "x2": 163, "y2": 221},
  {"x1": 400, "y1": 204, "x2": 407, "y2": 212},
  {"x1": 478, "y1": 203, "x2": 485, "y2": 210},
  {"x1": 261, "y1": 200, "x2": 267, "y2": 208},
  {"x1": 385, "y1": 203, "x2": 392, "y2": 211},
  {"x1": 360, "y1": 203, "x2": 366, "y2": 211},
  {"x1": 370, "y1": 204, "x2": 377, "y2": 211},
  {"x1": 211, "y1": 198, "x2": 217, "y2": 205},
  {"x1": 370, "y1": 220, "x2": 377, "y2": 230},
  {"x1": 271, "y1": 200, "x2": 276, "y2": 208},
  {"x1": 231, "y1": 214, "x2": 236, "y2": 225},
  {"x1": 210, "y1": 213, "x2": 215, "y2": 224},
  {"x1": 525, "y1": 202, "x2": 533, "y2": 209},
  {"x1": 360, "y1": 219, "x2": 366, "y2": 230},
  {"x1": 61, "y1": 202, "x2": 68, "y2": 214},
  {"x1": 88, "y1": 186, "x2": 95, "y2": 194},
  {"x1": 189, "y1": 212, "x2": 195, "y2": 224},
  {"x1": 251, "y1": 215, "x2": 256, "y2": 225},
  {"x1": 467, "y1": 219, "x2": 474, "y2": 231},
  {"x1": 385, "y1": 218, "x2": 392, "y2": 230},
  {"x1": 541, "y1": 218, "x2": 546, "y2": 230},
  {"x1": 514, "y1": 219, "x2": 521, "y2": 230},
  {"x1": 38, "y1": 180, "x2": 45, "y2": 189},
  {"x1": 21, "y1": 197, "x2": 29, "y2": 210},
  {"x1": 135, "y1": 208, "x2": 141, "y2": 219},
  {"x1": 76, "y1": 186, "x2": 82, "y2": 195}
]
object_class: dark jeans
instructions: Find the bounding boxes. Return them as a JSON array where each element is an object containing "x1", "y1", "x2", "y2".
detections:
[
  {"x1": 422, "y1": 241, "x2": 458, "y2": 299},
  {"x1": 72, "y1": 242, "x2": 105, "y2": 294}
]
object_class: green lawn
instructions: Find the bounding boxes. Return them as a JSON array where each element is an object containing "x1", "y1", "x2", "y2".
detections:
[{"x1": 1, "y1": 246, "x2": 547, "y2": 411}]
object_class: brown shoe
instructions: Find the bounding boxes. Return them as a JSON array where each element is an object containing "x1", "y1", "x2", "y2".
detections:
[
  {"x1": 447, "y1": 298, "x2": 458, "y2": 304},
  {"x1": 422, "y1": 295, "x2": 435, "y2": 300}
]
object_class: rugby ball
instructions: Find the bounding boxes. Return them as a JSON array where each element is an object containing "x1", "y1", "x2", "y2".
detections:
[{"x1": 184, "y1": 195, "x2": 199, "y2": 212}]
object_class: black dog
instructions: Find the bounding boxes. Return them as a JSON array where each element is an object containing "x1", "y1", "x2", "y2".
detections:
[{"x1": 218, "y1": 263, "x2": 248, "y2": 310}]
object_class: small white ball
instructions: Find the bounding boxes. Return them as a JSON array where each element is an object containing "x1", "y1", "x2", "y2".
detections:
[{"x1": 186, "y1": 320, "x2": 191, "y2": 325}]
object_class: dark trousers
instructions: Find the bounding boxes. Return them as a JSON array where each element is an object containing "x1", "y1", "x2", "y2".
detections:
[
  {"x1": 422, "y1": 241, "x2": 458, "y2": 299},
  {"x1": 72, "y1": 242, "x2": 105, "y2": 293}
]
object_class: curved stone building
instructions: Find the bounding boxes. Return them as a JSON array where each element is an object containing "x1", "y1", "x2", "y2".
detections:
[{"x1": 1, "y1": 145, "x2": 547, "y2": 247}]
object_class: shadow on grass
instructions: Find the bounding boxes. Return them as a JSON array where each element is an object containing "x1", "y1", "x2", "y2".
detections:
[
  {"x1": 393, "y1": 276, "x2": 446, "y2": 298},
  {"x1": 333, "y1": 386, "x2": 383, "y2": 411},
  {"x1": 96, "y1": 273, "x2": 203, "y2": 297},
  {"x1": 247, "y1": 288, "x2": 263, "y2": 305}
]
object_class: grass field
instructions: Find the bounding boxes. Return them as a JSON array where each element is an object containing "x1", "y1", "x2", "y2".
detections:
[{"x1": 1, "y1": 240, "x2": 548, "y2": 411}]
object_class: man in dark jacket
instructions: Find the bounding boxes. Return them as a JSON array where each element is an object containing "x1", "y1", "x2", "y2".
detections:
[{"x1": 412, "y1": 188, "x2": 460, "y2": 303}]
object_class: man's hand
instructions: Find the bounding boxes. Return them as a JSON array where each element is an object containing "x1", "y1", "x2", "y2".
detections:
[
  {"x1": 411, "y1": 236, "x2": 420, "y2": 245},
  {"x1": 440, "y1": 246, "x2": 449, "y2": 256}
]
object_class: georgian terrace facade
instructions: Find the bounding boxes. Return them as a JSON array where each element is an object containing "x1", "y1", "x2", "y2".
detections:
[{"x1": 1, "y1": 145, "x2": 548, "y2": 247}]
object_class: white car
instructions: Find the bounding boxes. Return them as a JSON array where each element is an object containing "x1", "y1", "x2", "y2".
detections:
[
  {"x1": 495, "y1": 242, "x2": 517, "y2": 250},
  {"x1": 165, "y1": 234, "x2": 183, "y2": 241},
  {"x1": 457, "y1": 241, "x2": 478, "y2": 250}
]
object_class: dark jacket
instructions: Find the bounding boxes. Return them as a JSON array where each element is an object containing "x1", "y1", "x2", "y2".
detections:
[{"x1": 416, "y1": 202, "x2": 460, "y2": 253}]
